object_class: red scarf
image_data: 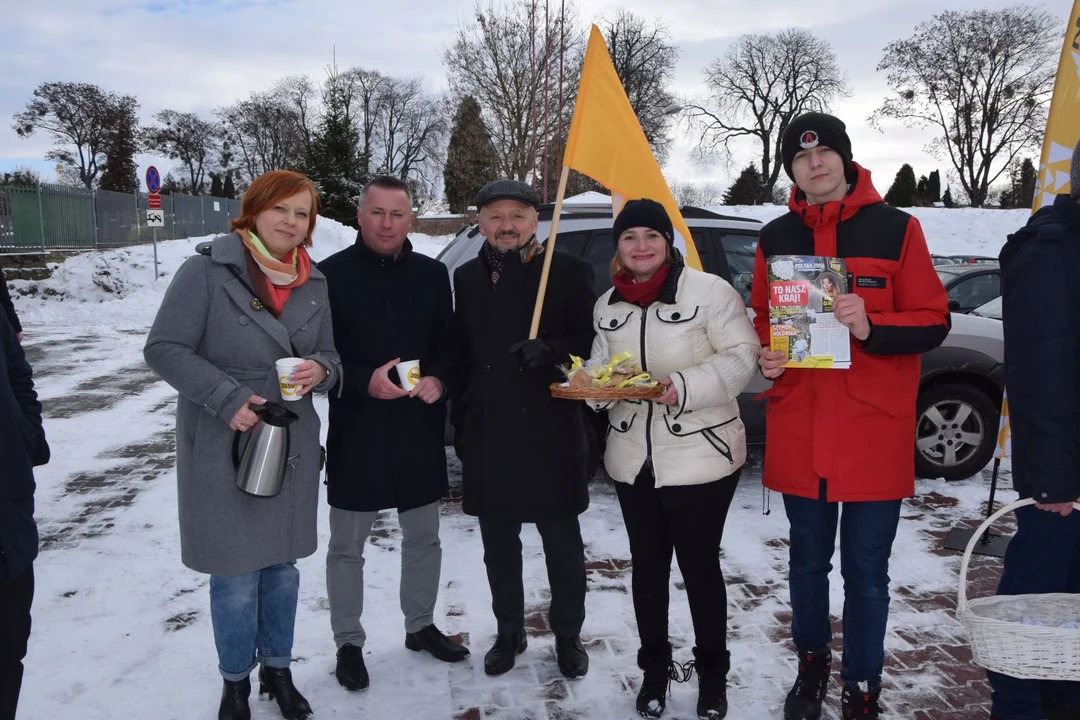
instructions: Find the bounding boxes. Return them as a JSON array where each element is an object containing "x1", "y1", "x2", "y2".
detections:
[
  {"x1": 242, "y1": 245, "x2": 312, "y2": 318},
  {"x1": 612, "y1": 264, "x2": 670, "y2": 306}
]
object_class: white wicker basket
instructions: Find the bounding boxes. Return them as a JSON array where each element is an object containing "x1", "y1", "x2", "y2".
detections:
[{"x1": 957, "y1": 498, "x2": 1080, "y2": 681}]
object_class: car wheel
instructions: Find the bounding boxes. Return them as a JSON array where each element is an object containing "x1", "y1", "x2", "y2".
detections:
[{"x1": 914, "y1": 382, "x2": 999, "y2": 481}]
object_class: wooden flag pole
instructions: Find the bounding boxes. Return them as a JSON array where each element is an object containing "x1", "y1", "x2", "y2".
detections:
[{"x1": 528, "y1": 164, "x2": 571, "y2": 339}]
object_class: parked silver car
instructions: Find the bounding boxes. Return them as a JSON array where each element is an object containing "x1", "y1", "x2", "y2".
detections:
[{"x1": 438, "y1": 202, "x2": 1004, "y2": 481}]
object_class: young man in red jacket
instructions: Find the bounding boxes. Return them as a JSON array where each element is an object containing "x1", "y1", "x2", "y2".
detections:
[{"x1": 750, "y1": 112, "x2": 950, "y2": 720}]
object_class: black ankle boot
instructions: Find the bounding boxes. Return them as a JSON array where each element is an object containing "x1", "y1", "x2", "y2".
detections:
[
  {"x1": 258, "y1": 665, "x2": 313, "y2": 720},
  {"x1": 636, "y1": 642, "x2": 677, "y2": 718},
  {"x1": 691, "y1": 646, "x2": 729, "y2": 720},
  {"x1": 218, "y1": 677, "x2": 251, "y2": 720},
  {"x1": 840, "y1": 682, "x2": 881, "y2": 719},
  {"x1": 783, "y1": 648, "x2": 832, "y2": 720}
]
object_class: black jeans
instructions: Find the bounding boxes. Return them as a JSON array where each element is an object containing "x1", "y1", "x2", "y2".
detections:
[
  {"x1": 478, "y1": 515, "x2": 587, "y2": 638},
  {"x1": 615, "y1": 466, "x2": 739, "y2": 654},
  {"x1": 0, "y1": 564, "x2": 34, "y2": 720}
]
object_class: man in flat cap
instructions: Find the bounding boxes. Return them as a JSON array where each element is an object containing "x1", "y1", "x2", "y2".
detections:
[{"x1": 450, "y1": 179, "x2": 596, "y2": 679}]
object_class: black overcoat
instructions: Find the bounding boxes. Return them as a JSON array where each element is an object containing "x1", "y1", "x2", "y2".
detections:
[
  {"x1": 0, "y1": 310, "x2": 48, "y2": 582},
  {"x1": 451, "y1": 244, "x2": 596, "y2": 522},
  {"x1": 320, "y1": 234, "x2": 454, "y2": 512}
]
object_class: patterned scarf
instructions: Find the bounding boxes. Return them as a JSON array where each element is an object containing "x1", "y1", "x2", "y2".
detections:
[
  {"x1": 237, "y1": 230, "x2": 312, "y2": 318},
  {"x1": 480, "y1": 236, "x2": 545, "y2": 287}
]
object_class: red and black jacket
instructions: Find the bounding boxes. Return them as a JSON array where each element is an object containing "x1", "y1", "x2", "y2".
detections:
[{"x1": 750, "y1": 164, "x2": 950, "y2": 501}]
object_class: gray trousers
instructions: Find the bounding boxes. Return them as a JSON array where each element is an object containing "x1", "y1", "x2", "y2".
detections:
[{"x1": 326, "y1": 502, "x2": 442, "y2": 649}]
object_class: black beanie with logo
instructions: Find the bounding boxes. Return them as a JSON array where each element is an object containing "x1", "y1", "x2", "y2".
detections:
[
  {"x1": 781, "y1": 112, "x2": 853, "y2": 181},
  {"x1": 611, "y1": 198, "x2": 674, "y2": 247}
]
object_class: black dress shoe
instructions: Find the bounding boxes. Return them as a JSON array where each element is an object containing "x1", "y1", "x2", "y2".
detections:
[
  {"x1": 335, "y1": 643, "x2": 369, "y2": 691},
  {"x1": 484, "y1": 632, "x2": 527, "y2": 676},
  {"x1": 218, "y1": 676, "x2": 251, "y2": 720},
  {"x1": 258, "y1": 665, "x2": 313, "y2": 720},
  {"x1": 405, "y1": 624, "x2": 471, "y2": 662},
  {"x1": 555, "y1": 635, "x2": 589, "y2": 679}
]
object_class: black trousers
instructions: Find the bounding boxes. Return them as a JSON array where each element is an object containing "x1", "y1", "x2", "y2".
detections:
[
  {"x1": 0, "y1": 564, "x2": 34, "y2": 720},
  {"x1": 478, "y1": 515, "x2": 587, "y2": 639},
  {"x1": 615, "y1": 466, "x2": 739, "y2": 654}
]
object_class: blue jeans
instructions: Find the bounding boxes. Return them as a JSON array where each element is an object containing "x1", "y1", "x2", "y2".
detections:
[
  {"x1": 783, "y1": 480, "x2": 901, "y2": 687},
  {"x1": 989, "y1": 504, "x2": 1080, "y2": 720},
  {"x1": 210, "y1": 562, "x2": 300, "y2": 681}
]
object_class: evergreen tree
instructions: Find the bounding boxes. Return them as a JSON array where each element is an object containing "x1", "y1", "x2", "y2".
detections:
[
  {"x1": 916, "y1": 175, "x2": 928, "y2": 206},
  {"x1": 723, "y1": 165, "x2": 767, "y2": 205},
  {"x1": 1001, "y1": 158, "x2": 1038, "y2": 209},
  {"x1": 307, "y1": 67, "x2": 367, "y2": 226},
  {"x1": 209, "y1": 173, "x2": 224, "y2": 198},
  {"x1": 883, "y1": 164, "x2": 919, "y2": 207},
  {"x1": 1, "y1": 167, "x2": 41, "y2": 187},
  {"x1": 942, "y1": 186, "x2": 954, "y2": 208},
  {"x1": 98, "y1": 97, "x2": 140, "y2": 193},
  {"x1": 926, "y1": 170, "x2": 942, "y2": 204},
  {"x1": 444, "y1": 96, "x2": 500, "y2": 213},
  {"x1": 223, "y1": 172, "x2": 236, "y2": 199}
]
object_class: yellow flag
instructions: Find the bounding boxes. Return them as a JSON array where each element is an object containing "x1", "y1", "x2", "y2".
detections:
[
  {"x1": 1033, "y1": 0, "x2": 1080, "y2": 211},
  {"x1": 562, "y1": 25, "x2": 703, "y2": 271},
  {"x1": 995, "y1": 391, "x2": 1011, "y2": 460}
]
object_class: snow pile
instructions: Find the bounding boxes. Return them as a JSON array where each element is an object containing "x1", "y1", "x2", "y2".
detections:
[{"x1": 7, "y1": 216, "x2": 453, "y2": 330}]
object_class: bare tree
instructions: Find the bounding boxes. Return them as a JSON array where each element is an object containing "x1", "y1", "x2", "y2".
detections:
[
  {"x1": 444, "y1": 0, "x2": 584, "y2": 183},
  {"x1": 12, "y1": 82, "x2": 137, "y2": 189},
  {"x1": 685, "y1": 29, "x2": 850, "y2": 201},
  {"x1": 350, "y1": 68, "x2": 390, "y2": 177},
  {"x1": 216, "y1": 87, "x2": 308, "y2": 184},
  {"x1": 871, "y1": 5, "x2": 1058, "y2": 207},
  {"x1": 142, "y1": 110, "x2": 219, "y2": 193},
  {"x1": 375, "y1": 77, "x2": 449, "y2": 190},
  {"x1": 668, "y1": 178, "x2": 724, "y2": 207},
  {"x1": 276, "y1": 75, "x2": 319, "y2": 166},
  {"x1": 600, "y1": 10, "x2": 679, "y2": 163}
]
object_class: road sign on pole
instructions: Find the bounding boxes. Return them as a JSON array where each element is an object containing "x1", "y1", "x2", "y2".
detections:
[
  {"x1": 145, "y1": 166, "x2": 161, "y2": 194},
  {"x1": 148, "y1": 193, "x2": 162, "y2": 210},
  {"x1": 146, "y1": 209, "x2": 165, "y2": 228}
]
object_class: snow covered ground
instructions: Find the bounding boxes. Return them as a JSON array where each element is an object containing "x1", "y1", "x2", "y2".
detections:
[{"x1": 10, "y1": 208, "x2": 1025, "y2": 719}]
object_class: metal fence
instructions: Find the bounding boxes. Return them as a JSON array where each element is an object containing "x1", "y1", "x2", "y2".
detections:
[{"x1": 0, "y1": 183, "x2": 242, "y2": 252}]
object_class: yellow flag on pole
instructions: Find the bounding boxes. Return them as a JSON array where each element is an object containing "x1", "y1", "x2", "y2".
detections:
[
  {"x1": 1033, "y1": 0, "x2": 1080, "y2": 212},
  {"x1": 995, "y1": 390, "x2": 1011, "y2": 460},
  {"x1": 561, "y1": 25, "x2": 703, "y2": 271}
]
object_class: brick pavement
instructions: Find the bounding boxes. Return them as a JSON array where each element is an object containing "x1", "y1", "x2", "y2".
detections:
[{"x1": 435, "y1": 466, "x2": 1015, "y2": 720}]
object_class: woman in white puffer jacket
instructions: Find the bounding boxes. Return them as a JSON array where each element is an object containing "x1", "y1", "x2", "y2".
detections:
[{"x1": 587, "y1": 199, "x2": 759, "y2": 720}]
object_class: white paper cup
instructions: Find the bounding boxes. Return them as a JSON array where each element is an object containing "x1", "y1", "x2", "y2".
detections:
[
  {"x1": 276, "y1": 357, "x2": 306, "y2": 401},
  {"x1": 395, "y1": 359, "x2": 421, "y2": 391}
]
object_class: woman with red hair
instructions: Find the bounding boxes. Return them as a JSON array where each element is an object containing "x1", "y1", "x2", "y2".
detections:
[{"x1": 145, "y1": 170, "x2": 341, "y2": 720}]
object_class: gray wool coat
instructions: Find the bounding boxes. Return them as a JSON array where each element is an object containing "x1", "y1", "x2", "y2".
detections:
[{"x1": 144, "y1": 233, "x2": 341, "y2": 577}]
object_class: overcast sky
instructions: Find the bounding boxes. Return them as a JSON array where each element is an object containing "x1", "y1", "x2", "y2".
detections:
[{"x1": 0, "y1": 0, "x2": 1066, "y2": 199}]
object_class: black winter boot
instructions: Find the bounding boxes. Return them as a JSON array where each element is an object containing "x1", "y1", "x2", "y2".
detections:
[
  {"x1": 218, "y1": 676, "x2": 251, "y2": 720},
  {"x1": 691, "y1": 646, "x2": 729, "y2": 720},
  {"x1": 840, "y1": 682, "x2": 881, "y2": 719},
  {"x1": 783, "y1": 648, "x2": 832, "y2": 720},
  {"x1": 258, "y1": 665, "x2": 313, "y2": 720},
  {"x1": 635, "y1": 642, "x2": 678, "y2": 718}
]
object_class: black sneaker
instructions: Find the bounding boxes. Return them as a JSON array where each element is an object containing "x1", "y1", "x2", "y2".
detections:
[
  {"x1": 335, "y1": 643, "x2": 369, "y2": 691},
  {"x1": 783, "y1": 648, "x2": 832, "y2": 720},
  {"x1": 555, "y1": 636, "x2": 589, "y2": 679},
  {"x1": 840, "y1": 681, "x2": 881, "y2": 719},
  {"x1": 405, "y1": 624, "x2": 471, "y2": 663}
]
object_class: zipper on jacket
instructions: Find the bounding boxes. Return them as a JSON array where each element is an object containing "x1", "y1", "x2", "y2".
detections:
[{"x1": 640, "y1": 306, "x2": 653, "y2": 463}]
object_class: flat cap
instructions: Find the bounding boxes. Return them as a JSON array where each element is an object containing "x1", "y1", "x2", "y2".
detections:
[{"x1": 474, "y1": 179, "x2": 541, "y2": 209}]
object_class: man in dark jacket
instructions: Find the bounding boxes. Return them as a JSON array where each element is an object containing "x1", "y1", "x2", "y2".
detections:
[
  {"x1": 751, "y1": 113, "x2": 950, "y2": 720},
  {"x1": 320, "y1": 176, "x2": 468, "y2": 693},
  {"x1": 452, "y1": 179, "x2": 596, "y2": 680},
  {"x1": 0, "y1": 267, "x2": 22, "y2": 342},
  {"x1": 989, "y1": 140, "x2": 1080, "y2": 720},
  {"x1": 0, "y1": 307, "x2": 48, "y2": 719}
]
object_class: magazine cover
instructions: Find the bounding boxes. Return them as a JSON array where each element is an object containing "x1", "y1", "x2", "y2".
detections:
[{"x1": 767, "y1": 255, "x2": 851, "y2": 369}]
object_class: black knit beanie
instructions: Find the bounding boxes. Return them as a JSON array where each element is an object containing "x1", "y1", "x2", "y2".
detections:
[
  {"x1": 612, "y1": 199, "x2": 673, "y2": 248},
  {"x1": 782, "y1": 112, "x2": 853, "y2": 181}
]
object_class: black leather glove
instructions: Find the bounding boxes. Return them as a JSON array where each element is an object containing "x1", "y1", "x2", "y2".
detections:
[{"x1": 508, "y1": 339, "x2": 556, "y2": 372}]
